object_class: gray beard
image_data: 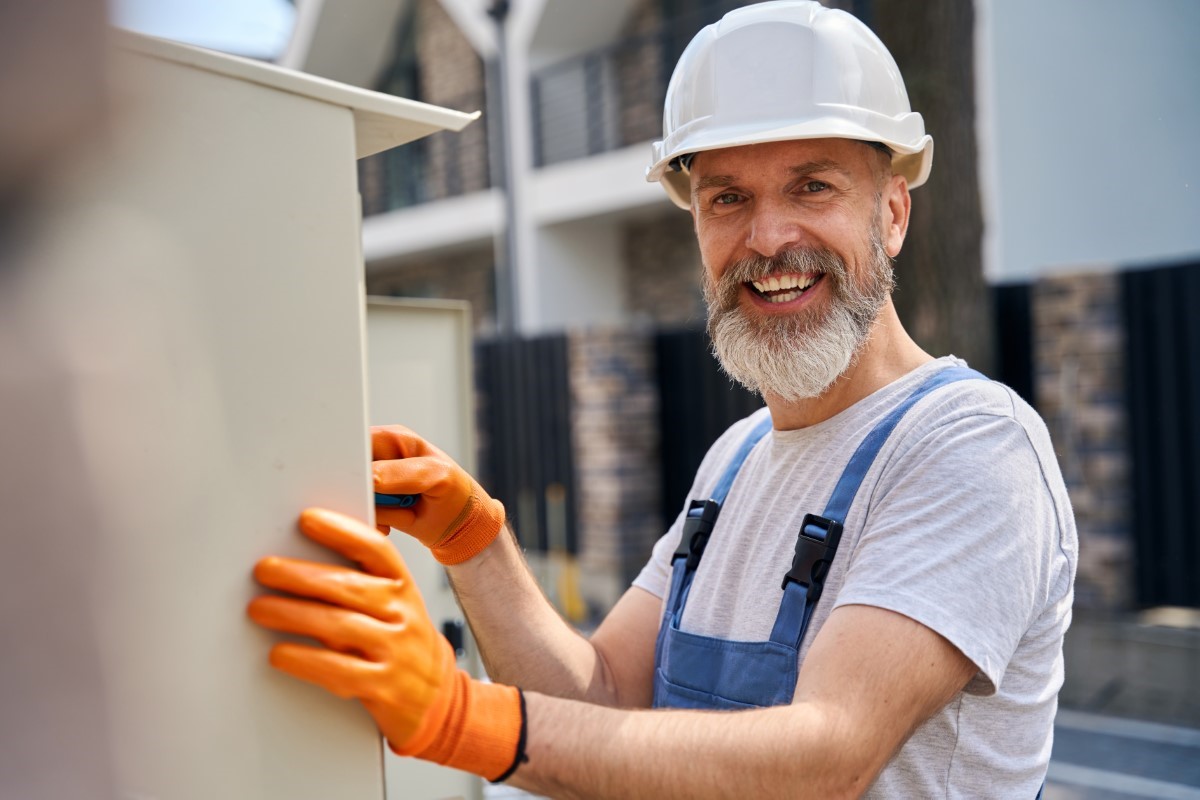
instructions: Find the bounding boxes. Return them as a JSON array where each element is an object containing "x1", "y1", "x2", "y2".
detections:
[{"x1": 703, "y1": 230, "x2": 894, "y2": 401}]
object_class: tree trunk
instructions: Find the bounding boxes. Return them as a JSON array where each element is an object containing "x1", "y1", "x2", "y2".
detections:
[{"x1": 864, "y1": 0, "x2": 994, "y2": 374}]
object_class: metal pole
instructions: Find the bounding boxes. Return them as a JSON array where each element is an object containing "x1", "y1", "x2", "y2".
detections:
[{"x1": 488, "y1": 0, "x2": 519, "y2": 337}]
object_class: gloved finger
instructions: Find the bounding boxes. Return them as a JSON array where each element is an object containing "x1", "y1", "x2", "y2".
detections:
[
  {"x1": 372, "y1": 455, "x2": 456, "y2": 497},
  {"x1": 371, "y1": 425, "x2": 448, "y2": 461},
  {"x1": 248, "y1": 596, "x2": 391, "y2": 657},
  {"x1": 253, "y1": 556, "x2": 407, "y2": 623},
  {"x1": 374, "y1": 506, "x2": 416, "y2": 532},
  {"x1": 299, "y1": 508, "x2": 408, "y2": 582},
  {"x1": 267, "y1": 641, "x2": 381, "y2": 701}
]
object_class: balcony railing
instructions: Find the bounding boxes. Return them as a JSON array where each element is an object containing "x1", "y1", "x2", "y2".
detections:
[
  {"x1": 359, "y1": 2, "x2": 758, "y2": 215},
  {"x1": 530, "y1": 0, "x2": 748, "y2": 169},
  {"x1": 530, "y1": 32, "x2": 665, "y2": 168}
]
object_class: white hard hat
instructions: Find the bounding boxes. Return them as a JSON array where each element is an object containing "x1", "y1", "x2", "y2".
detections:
[{"x1": 646, "y1": 0, "x2": 934, "y2": 209}]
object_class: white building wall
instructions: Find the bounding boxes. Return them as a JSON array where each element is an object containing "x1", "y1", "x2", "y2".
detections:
[
  {"x1": 980, "y1": 0, "x2": 1200, "y2": 282},
  {"x1": 360, "y1": 0, "x2": 669, "y2": 334},
  {"x1": 527, "y1": 0, "x2": 640, "y2": 70},
  {"x1": 533, "y1": 219, "x2": 628, "y2": 332}
]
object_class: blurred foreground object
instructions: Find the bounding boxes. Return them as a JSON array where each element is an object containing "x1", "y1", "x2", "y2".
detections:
[
  {"x1": 0, "y1": 2, "x2": 115, "y2": 799},
  {"x1": 0, "y1": 0, "x2": 108, "y2": 218}
]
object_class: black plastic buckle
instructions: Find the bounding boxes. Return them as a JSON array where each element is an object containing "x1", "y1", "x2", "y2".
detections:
[
  {"x1": 673, "y1": 499, "x2": 721, "y2": 571},
  {"x1": 781, "y1": 513, "x2": 844, "y2": 602}
]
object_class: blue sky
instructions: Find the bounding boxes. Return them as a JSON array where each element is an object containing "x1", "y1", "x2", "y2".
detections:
[{"x1": 111, "y1": 0, "x2": 297, "y2": 59}]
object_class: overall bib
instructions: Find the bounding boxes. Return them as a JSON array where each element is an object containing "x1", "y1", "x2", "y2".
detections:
[{"x1": 652, "y1": 366, "x2": 986, "y2": 710}]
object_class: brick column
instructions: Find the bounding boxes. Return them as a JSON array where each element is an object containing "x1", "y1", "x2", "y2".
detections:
[
  {"x1": 568, "y1": 328, "x2": 662, "y2": 612},
  {"x1": 1032, "y1": 270, "x2": 1130, "y2": 611}
]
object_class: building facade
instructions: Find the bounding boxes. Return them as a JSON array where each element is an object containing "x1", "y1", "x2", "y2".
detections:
[{"x1": 283, "y1": 0, "x2": 1200, "y2": 721}]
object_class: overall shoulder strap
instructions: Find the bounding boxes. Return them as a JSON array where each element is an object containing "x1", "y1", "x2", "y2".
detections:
[
  {"x1": 712, "y1": 413, "x2": 774, "y2": 505},
  {"x1": 672, "y1": 412, "x2": 773, "y2": 569},
  {"x1": 821, "y1": 366, "x2": 986, "y2": 523},
  {"x1": 770, "y1": 366, "x2": 988, "y2": 647}
]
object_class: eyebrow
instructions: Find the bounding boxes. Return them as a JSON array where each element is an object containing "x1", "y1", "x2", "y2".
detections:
[
  {"x1": 693, "y1": 174, "x2": 735, "y2": 192},
  {"x1": 788, "y1": 160, "x2": 853, "y2": 180},
  {"x1": 692, "y1": 160, "x2": 854, "y2": 195}
]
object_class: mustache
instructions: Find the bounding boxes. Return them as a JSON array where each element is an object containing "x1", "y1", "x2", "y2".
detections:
[
  {"x1": 705, "y1": 247, "x2": 850, "y2": 310},
  {"x1": 719, "y1": 247, "x2": 849, "y2": 286}
]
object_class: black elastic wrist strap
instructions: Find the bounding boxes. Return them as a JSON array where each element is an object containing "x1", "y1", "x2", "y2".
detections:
[{"x1": 490, "y1": 690, "x2": 528, "y2": 784}]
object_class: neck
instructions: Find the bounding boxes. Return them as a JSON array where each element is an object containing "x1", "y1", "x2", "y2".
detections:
[{"x1": 763, "y1": 300, "x2": 933, "y2": 430}]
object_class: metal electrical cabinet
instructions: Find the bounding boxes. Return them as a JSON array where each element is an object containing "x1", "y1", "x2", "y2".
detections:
[
  {"x1": 366, "y1": 298, "x2": 484, "y2": 800},
  {"x1": 62, "y1": 31, "x2": 477, "y2": 800}
]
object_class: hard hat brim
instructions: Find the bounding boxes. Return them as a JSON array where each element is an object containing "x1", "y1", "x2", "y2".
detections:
[{"x1": 648, "y1": 123, "x2": 934, "y2": 210}]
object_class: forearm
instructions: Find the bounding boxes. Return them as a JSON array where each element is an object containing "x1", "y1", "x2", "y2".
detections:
[
  {"x1": 507, "y1": 693, "x2": 875, "y2": 800},
  {"x1": 447, "y1": 528, "x2": 620, "y2": 705},
  {"x1": 500, "y1": 606, "x2": 978, "y2": 798}
]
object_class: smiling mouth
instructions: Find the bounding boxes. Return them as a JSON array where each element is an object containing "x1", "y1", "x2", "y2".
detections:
[{"x1": 747, "y1": 272, "x2": 823, "y2": 304}]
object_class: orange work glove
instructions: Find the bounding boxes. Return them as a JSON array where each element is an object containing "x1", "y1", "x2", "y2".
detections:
[
  {"x1": 371, "y1": 425, "x2": 506, "y2": 565},
  {"x1": 248, "y1": 508, "x2": 526, "y2": 782}
]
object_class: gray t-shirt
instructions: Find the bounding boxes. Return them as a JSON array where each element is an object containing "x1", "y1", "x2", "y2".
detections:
[{"x1": 634, "y1": 357, "x2": 1077, "y2": 797}]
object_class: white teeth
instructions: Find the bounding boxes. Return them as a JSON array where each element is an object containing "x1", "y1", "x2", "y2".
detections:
[
  {"x1": 751, "y1": 273, "x2": 819, "y2": 295},
  {"x1": 768, "y1": 291, "x2": 799, "y2": 303}
]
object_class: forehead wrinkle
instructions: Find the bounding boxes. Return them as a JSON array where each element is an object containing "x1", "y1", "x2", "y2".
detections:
[
  {"x1": 692, "y1": 158, "x2": 856, "y2": 195},
  {"x1": 788, "y1": 160, "x2": 853, "y2": 180},
  {"x1": 693, "y1": 174, "x2": 735, "y2": 193}
]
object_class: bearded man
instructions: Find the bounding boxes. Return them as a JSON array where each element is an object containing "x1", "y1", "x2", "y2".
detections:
[{"x1": 249, "y1": 2, "x2": 1077, "y2": 796}]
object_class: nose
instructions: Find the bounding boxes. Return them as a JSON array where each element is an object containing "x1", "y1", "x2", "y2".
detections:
[{"x1": 745, "y1": 198, "x2": 805, "y2": 258}]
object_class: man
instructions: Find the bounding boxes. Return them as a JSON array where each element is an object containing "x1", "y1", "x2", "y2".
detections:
[{"x1": 248, "y1": 2, "x2": 1077, "y2": 796}]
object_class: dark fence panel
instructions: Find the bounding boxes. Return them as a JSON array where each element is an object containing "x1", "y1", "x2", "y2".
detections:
[
  {"x1": 1122, "y1": 259, "x2": 1200, "y2": 608},
  {"x1": 993, "y1": 282, "x2": 1035, "y2": 406},
  {"x1": 654, "y1": 328, "x2": 763, "y2": 524},
  {"x1": 477, "y1": 335, "x2": 577, "y2": 554}
]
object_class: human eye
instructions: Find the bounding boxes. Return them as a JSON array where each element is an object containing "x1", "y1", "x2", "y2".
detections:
[
  {"x1": 800, "y1": 180, "x2": 829, "y2": 194},
  {"x1": 712, "y1": 191, "x2": 743, "y2": 206}
]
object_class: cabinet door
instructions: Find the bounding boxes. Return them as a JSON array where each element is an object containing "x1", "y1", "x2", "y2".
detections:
[{"x1": 366, "y1": 299, "x2": 482, "y2": 800}]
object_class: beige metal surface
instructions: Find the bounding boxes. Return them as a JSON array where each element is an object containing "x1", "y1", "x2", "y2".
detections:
[
  {"x1": 85, "y1": 40, "x2": 382, "y2": 800},
  {"x1": 365, "y1": 298, "x2": 483, "y2": 800},
  {"x1": 112, "y1": 29, "x2": 479, "y2": 158},
  {"x1": 45, "y1": 33, "x2": 477, "y2": 800}
]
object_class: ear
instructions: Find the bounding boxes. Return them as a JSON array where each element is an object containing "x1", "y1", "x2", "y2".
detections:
[
  {"x1": 685, "y1": 152, "x2": 707, "y2": 233},
  {"x1": 882, "y1": 174, "x2": 911, "y2": 257}
]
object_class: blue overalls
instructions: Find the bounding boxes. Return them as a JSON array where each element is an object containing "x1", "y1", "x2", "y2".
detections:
[{"x1": 652, "y1": 366, "x2": 986, "y2": 710}]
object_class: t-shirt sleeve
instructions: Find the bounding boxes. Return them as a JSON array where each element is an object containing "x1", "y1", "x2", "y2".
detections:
[
  {"x1": 632, "y1": 508, "x2": 687, "y2": 601},
  {"x1": 831, "y1": 408, "x2": 1063, "y2": 696}
]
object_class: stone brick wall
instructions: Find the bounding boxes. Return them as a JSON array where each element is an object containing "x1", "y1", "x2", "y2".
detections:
[
  {"x1": 366, "y1": 247, "x2": 497, "y2": 334},
  {"x1": 615, "y1": 0, "x2": 667, "y2": 149},
  {"x1": 358, "y1": 0, "x2": 489, "y2": 212},
  {"x1": 1032, "y1": 270, "x2": 1130, "y2": 611},
  {"x1": 415, "y1": 0, "x2": 483, "y2": 104},
  {"x1": 415, "y1": 0, "x2": 490, "y2": 200},
  {"x1": 622, "y1": 209, "x2": 707, "y2": 328},
  {"x1": 568, "y1": 327, "x2": 662, "y2": 613}
]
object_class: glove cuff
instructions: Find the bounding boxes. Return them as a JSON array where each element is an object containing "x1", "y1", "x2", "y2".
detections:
[
  {"x1": 406, "y1": 671, "x2": 526, "y2": 781},
  {"x1": 488, "y1": 689, "x2": 528, "y2": 783},
  {"x1": 430, "y1": 494, "x2": 506, "y2": 565}
]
